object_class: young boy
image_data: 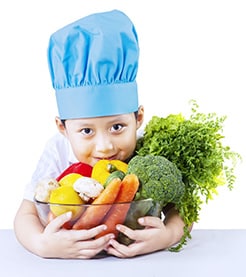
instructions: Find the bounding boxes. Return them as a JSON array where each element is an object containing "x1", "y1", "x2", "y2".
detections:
[{"x1": 14, "y1": 10, "x2": 185, "y2": 259}]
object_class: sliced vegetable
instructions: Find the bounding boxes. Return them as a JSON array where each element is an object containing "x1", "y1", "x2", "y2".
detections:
[
  {"x1": 96, "y1": 174, "x2": 140, "y2": 238},
  {"x1": 72, "y1": 177, "x2": 122, "y2": 230}
]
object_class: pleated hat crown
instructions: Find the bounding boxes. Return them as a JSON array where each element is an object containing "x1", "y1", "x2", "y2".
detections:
[{"x1": 47, "y1": 10, "x2": 139, "y2": 119}]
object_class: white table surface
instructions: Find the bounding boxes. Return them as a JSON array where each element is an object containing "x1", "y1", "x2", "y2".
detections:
[{"x1": 1, "y1": 229, "x2": 245, "y2": 277}]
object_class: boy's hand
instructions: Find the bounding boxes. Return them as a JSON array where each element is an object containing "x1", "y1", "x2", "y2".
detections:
[
  {"x1": 106, "y1": 216, "x2": 172, "y2": 258},
  {"x1": 40, "y1": 212, "x2": 114, "y2": 259}
]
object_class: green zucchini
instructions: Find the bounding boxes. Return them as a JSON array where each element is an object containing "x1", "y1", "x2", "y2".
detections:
[{"x1": 104, "y1": 170, "x2": 125, "y2": 187}]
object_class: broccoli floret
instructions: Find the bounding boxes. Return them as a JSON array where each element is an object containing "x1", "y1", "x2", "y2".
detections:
[{"x1": 127, "y1": 155, "x2": 185, "y2": 208}]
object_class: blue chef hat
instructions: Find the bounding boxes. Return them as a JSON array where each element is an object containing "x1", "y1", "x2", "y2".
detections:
[{"x1": 47, "y1": 10, "x2": 139, "y2": 119}]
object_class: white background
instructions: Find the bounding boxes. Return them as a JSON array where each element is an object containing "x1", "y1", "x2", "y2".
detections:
[{"x1": 0, "y1": 0, "x2": 245, "y2": 229}]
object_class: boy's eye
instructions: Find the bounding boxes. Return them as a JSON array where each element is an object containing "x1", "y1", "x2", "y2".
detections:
[
  {"x1": 111, "y1": 124, "x2": 124, "y2": 132},
  {"x1": 81, "y1": 128, "x2": 93, "y2": 135}
]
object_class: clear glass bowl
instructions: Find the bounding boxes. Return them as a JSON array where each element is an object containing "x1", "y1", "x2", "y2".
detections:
[{"x1": 34, "y1": 198, "x2": 161, "y2": 245}]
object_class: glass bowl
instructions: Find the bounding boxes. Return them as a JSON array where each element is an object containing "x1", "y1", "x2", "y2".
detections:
[{"x1": 34, "y1": 198, "x2": 161, "y2": 245}]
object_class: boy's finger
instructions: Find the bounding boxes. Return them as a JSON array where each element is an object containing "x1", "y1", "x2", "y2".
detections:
[
  {"x1": 138, "y1": 216, "x2": 163, "y2": 228},
  {"x1": 45, "y1": 212, "x2": 72, "y2": 233}
]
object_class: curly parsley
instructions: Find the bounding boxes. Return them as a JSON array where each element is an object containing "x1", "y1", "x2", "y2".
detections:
[{"x1": 136, "y1": 100, "x2": 241, "y2": 251}]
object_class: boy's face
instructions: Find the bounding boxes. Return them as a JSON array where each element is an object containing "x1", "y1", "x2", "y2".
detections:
[{"x1": 56, "y1": 107, "x2": 144, "y2": 167}]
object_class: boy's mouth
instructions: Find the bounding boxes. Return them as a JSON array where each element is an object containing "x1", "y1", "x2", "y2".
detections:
[{"x1": 94, "y1": 155, "x2": 118, "y2": 161}]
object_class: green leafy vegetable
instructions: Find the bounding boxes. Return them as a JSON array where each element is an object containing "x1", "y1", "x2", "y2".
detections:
[{"x1": 136, "y1": 100, "x2": 241, "y2": 251}]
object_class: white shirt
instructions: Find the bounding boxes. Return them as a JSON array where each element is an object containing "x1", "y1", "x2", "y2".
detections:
[{"x1": 23, "y1": 133, "x2": 78, "y2": 201}]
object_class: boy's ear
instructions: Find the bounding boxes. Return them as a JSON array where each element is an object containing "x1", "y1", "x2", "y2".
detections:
[
  {"x1": 136, "y1": 105, "x2": 144, "y2": 129},
  {"x1": 55, "y1": 116, "x2": 67, "y2": 135}
]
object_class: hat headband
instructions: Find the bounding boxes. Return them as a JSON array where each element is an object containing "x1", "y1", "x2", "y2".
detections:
[{"x1": 56, "y1": 81, "x2": 138, "y2": 119}]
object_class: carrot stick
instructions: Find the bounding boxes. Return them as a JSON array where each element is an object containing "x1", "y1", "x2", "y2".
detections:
[
  {"x1": 96, "y1": 174, "x2": 139, "y2": 238},
  {"x1": 72, "y1": 177, "x2": 122, "y2": 230}
]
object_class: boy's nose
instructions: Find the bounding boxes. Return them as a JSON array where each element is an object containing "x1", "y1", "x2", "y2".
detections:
[{"x1": 95, "y1": 135, "x2": 114, "y2": 153}]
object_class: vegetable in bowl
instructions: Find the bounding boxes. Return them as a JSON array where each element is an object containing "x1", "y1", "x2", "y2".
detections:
[{"x1": 127, "y1": 155, "x2": 185, "y2": 208}]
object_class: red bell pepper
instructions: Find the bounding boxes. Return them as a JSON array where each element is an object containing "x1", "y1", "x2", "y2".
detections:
[{"x1": 56, "y1": 162, "x2": 93, "y2": 181}]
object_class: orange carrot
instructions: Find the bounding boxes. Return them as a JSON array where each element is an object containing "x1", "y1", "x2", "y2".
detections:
[
  {"x1": 72, "y1": 177, "x2": 122, "y2": 230},
  {"x1": 96, "y1": 174, "x2": 140, "y2": 238}
]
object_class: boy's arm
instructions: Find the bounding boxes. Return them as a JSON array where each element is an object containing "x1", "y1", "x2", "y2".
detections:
[
  {"x1": 14, "y1": 199, "x2": 46, "y2": 255},
  {"x1": 163, "y1": 206, "x2": 188, "y2": 248},
  {"x1": 14, "y1": 199, "x2": 114, "y2": 259}
]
